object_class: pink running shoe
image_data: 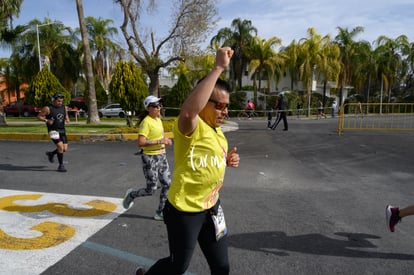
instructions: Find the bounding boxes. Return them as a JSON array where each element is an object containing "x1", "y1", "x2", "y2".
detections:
[{"x1": 386, "y1": 205, "x2": 401, "y2": 232}]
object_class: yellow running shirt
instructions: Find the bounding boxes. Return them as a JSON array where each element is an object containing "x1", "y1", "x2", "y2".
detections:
[
  {"x1": 168, "y1": 117, "x2": 228, "y2": 212},
  {"x1": 138, "y1": 115, "x2": 166, "y2": 155}
]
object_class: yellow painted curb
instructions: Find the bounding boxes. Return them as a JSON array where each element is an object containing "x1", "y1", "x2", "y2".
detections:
[{"x1": 0, "y1": 132, "x2": 174, "y2": 142}]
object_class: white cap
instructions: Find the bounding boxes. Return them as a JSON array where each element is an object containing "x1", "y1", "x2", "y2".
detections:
[{"x1": 144, "y1": 95, "x2": 161, "y2": 108}]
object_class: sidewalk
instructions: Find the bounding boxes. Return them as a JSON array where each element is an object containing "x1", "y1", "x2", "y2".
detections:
[{"x1": 0, "y1": 120, "x2": 239, "y2": 141}]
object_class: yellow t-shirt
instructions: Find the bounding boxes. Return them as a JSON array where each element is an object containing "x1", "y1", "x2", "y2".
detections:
[
  {"x1": 168, "y1": 117, "x2": 228, "y2": 212},
  {"x1": 138, "y1": 115, "x2": 166, "y2": 155}
]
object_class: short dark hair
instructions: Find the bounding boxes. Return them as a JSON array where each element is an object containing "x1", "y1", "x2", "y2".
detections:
[
  {"x1": 197, "y1": 76, "x2": 231, "y2": 93},
  {"x1": 53, "y1": 93, "x2": 64, "y2": 101},
  {"x1": 215, "y1": 78, "x2": 231, "y2": 93}
]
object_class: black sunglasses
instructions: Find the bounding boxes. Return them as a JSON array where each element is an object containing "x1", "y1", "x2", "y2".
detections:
[
  {"x1": 208, "y1": 99, "x2": 229, "y2": 111},
  {"x1": 148, "y1": 103, "x2": 162, "y2": 108}
]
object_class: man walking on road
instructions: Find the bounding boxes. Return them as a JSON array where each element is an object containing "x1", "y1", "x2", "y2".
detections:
[
  {"x1": 270, "y1": 93, "x2": 288, "y2": 131},
  {"x1": 37, "y1": 93, "x2": 70, "y2": 172}
]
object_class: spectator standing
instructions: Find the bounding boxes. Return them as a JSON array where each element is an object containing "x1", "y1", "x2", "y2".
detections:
[
  {"x1": 331, "y1": 100, "x2": 337, "y2": 118},
  {"x1": 317, "y1": 100, "x2": 327, "y2": 119},
  {"x1": 297, "y1": 101, "x2": 302, "y2": 118}
]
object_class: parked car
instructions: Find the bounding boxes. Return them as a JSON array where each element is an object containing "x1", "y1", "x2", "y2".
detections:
[
  {"x1": 69, "y1": 97, "x2": 88, "y2": 112},
  {"x1": 98, "y1": 103, "x2": 125, "y2": 118},
  {"x1": 4, "y1": 101, "x2": 41, "y2": 117}
]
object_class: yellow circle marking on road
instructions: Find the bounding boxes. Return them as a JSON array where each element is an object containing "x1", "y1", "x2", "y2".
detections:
[
  {"x1": 0, "y1": 194, "x2": 117, "y2": 217},
  {"x1": 0, "y1": 221, "x2": 76, "y2": 250}
]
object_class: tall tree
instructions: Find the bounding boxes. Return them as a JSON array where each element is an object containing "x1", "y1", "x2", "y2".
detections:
[
  {"x1": 210, "y1": 18, "x2": 257, "y2": 90},
  {"x1": 245, "y1": 36, "x2": 283, "y2": 106},
  {"x1": 0, "y1": 0, "x2": 24, "y2": 125},
  {"x1": 13, "y1": 19, "x2": 80, "y2": 90},
  {"x1": 334, "y1": 26, "x2": 364, "y2": 106},
  {"x1": 83, "y1": 16, "x2": 120, "y2": 91},
  {"x1": 76, "y1": 0, "x2": 100, "y2": 124},
  {"x1": 281, "y1": 40, "x2": 302, "y2": 92},
  {"x1": 116, "y1": 0, "x2": 218, "y2": 95},
  {"x1": 298, "y1": 28, "x2": 333, "y2": 117},
  {"x1": 109, "y1": 60, "x2": 148, "y2": 126},
  {"x1": 375, "y1": 35, "x2": 409, "y2": 102}
]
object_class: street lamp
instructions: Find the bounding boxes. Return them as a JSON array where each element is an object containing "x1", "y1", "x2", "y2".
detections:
[{"x1": 36, "y1": 22, "x2": 56, "y2": 70}]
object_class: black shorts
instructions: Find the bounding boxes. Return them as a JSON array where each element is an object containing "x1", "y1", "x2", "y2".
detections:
[{"x1": 52, "y1": 132, "x2": 68, "y2": 144}]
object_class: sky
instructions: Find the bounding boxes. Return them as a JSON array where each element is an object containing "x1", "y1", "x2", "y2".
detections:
[{"x1": 1, "y1": 0, "x2": 414, "y2": 58}]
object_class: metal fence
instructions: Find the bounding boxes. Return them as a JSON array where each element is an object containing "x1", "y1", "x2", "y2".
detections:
[{"x1": 337, "y1": 103, "x2": 414, "y2": 135}]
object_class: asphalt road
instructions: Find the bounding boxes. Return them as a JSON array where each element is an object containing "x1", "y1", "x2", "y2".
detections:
[{"x1": 1, "y1": 118, "x2": 414, "y2": 274}]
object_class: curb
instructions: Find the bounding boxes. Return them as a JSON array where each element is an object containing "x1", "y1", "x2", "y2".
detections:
[{"x1": 0, "y1": 121, "x2": 238, "y2": 142}]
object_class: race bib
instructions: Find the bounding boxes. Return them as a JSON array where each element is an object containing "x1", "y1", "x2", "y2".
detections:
[
  {"x1": 49, "y1": 130, "x2": 60, "y2": 140},
  {"x1": 211, "y1": 204, "x2": 227, "y2": 241}
]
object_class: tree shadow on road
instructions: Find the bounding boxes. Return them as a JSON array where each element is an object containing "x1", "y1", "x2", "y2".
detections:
[{"x1": 227, "y1": 231, "x2": 414, "y2": 260}]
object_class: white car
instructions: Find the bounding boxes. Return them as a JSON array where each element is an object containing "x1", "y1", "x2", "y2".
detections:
[{"x1": 98, "y1": 103, "x2": 126, "y2": 118}]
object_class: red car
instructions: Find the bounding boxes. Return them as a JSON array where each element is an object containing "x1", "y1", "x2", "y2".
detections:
[{"x1": 4, "y1": 101, "x2": 41, "y2": 117}]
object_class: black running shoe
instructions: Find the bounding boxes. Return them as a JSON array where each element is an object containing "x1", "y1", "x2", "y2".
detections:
[
  {"x1": 135, "y1": 267, "x2": 146, "y2": 275},
  {"x1": 46, "y1": 151, "x2": 55, "y2": 163},
  {"x1": 57, "y1": 164, "x2": 67, "y2": 172}
]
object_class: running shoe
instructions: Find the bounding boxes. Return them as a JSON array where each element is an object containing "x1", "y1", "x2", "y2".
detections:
[
  {"x1": 57, "y1": 164, "x2": 67, "y2": 172},
  {"x1": 123, "y1": 188, "x2": 134, "y2": 209},
  {"x1": 386, "y1": 205, "x2": 401, "y2": 232},
  {"x1": 46, "y1": 151, "x2": 55, "y2": 163},
  {"x1": 154, "y1": 211, "x2": 164, "y2": 221},
  {"x1": 135, "y1": 267, "x2": 146, "y2": 275}
]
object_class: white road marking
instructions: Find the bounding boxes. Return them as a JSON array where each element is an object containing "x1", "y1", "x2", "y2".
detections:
[{"x1": 0, "y1": 189, "x2": 126, "y2": 275}]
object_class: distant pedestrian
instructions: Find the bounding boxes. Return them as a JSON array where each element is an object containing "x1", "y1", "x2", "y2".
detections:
[
  {"x1": 245, "y1": 100, "x2": 255, "y2": 118},
  {"x1": 267, "y1": 108, "x2": 273, "y2": 128},
  {"x1": 386, "y1": 204, "x2": 414, "y2": 232},
  {"x1": 297, "y1": 101, "x2": 302, "y2": 118},
  {"x1": 317, "y1": 100, "x2": 327, "y2": 119},
  {"x1": 122, "y1": 95, "x2": 172, "y2": 221},
  {"x1": 331, "y1": 100, "x2": 337, "y2": 118},
  {"x1": 356, "y1": 101, "x2": 363, "y2": 118},
  {"x1": 270, "y1": 93, "x2": 288, "y2": 131},
  {"x1": 37, "y1": 93, "x2": 70, "y2": 172}
]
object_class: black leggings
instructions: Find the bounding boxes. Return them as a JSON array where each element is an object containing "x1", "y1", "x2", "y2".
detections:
[{"x1": 145, "y1": 200, "x2": 229, "y2": 275}]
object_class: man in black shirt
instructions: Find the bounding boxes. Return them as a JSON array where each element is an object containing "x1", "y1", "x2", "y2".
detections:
[
  {"x1": 270, "y1": 93, "x2": 288, "y2": 131},
  {"x1": 37, "y1": 93, "x2": 70, "y2": 172}
]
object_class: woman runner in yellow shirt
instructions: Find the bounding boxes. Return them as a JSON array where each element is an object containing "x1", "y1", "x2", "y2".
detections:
[
  {"x1": 136, "y1": 47, "x2": 240, "y2": 275},
  {"x1": 123, "y1": 95, "x2": 172, "y2": 221}
]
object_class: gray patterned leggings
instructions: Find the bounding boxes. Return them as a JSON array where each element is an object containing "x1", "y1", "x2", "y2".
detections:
[{"x1": 130, "y1": 153, "x2": 171, "y2": 212}]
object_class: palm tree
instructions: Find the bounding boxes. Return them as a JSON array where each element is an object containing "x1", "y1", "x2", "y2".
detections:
[
  {"x1": 334, "y1": 26, "x2": 364, "y2": 106},
  {"x1": 83, "y1": 16, "x2": 119, "y2": 91},
  {"x1": 374, "y1": 35, "x2": 409, "y2": 103},
  {"x1": 319, "y1": 41, "x2": 341, "y2": 106},
  {"x1": 244, "y1": 36, "x2": 283, "y2": 106},
  {"x1": 76, "y1": 0, "x2": 100, "y2": 124},
  {"x1": 210, "y1": 18, "x2": 257, "y2": 90},
  {"x1": 297, "y1": 28, "x2": 333, "y2": 117},
  {"x1": 12, "y1": 19, "x2": 80, "y2": 90},
  {"x1": 281, "y1": 40, "x2": 301, "y2": 91},
  {"x1": 0, "y1": 0, "x2": 24, "y2": 125}
]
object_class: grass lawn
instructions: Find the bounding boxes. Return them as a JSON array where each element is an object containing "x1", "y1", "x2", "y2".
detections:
[{"x1": 0, "y1": 116, "x2": 176, "y2": 134}]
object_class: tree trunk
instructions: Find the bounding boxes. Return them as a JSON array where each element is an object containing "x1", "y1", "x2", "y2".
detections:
[
  {"x1": 0, "y1": 103, "x2": 7, "y2": 125},
  {"x1": 76, "y1": 0, "x2": 100, "y2": 124},
  {"x1": 148, "y1": 70, "x2": 160, "y2": 96}
]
